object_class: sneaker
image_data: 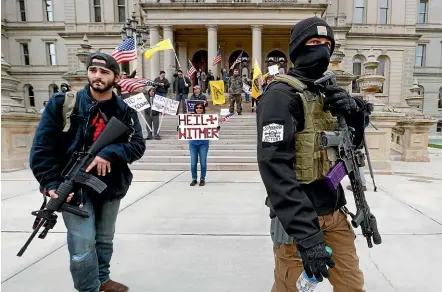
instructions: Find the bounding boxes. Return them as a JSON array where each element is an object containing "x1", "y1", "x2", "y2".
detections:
[
  {"x1": 199, "y1": 180, "x2": 205, "y2": 186},
  {"x1": 346, "y1": 185, "x2": 367, "y2": 192},
  {"x1": 238, "y1": 112, "x2": 242, "y2": 115},
  {"x1": 154, "y1": 135, "x2": 161, "y2": 140},
  {"x1": 190, "y1": 180, "x2": 197, "y2": 186}
]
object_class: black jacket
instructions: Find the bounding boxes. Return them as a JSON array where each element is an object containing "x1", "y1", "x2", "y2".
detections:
[
  {"x1": 29, "y1": 84, "x2": 146, "y2": 201},
  {"x1": 256, "y1": 80, "x2": 365, "y2": 250},
  {"x1": 173, "y1": 76, "x2": 191, "y2": 94}
]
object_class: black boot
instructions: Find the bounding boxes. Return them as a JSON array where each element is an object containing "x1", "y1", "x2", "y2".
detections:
[
  {"x1": 199, "y1": 180, "x2": 205, "y2": 186},
  {"x1": 190, "y1": 180, "x2": 197, "y2": 186}
]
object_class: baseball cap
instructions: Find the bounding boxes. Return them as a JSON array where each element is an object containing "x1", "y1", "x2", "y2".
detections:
[{"x1": 86, "y1": 52, "x2": 120, "y2": 75}]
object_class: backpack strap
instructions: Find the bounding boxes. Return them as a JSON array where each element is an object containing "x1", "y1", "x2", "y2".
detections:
[
  {"x1": 62, "y1": 90, "x2": 77, "y2": 132},
  {"x1": 271, "y1": 74, "x2": 308, "y2": 93}
]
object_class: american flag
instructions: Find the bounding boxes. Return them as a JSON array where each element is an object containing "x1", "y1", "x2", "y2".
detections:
[
  {"x1": 111, "y1": 37, "x2": 137, "y2": 64},
  {"x1": 187, "y1": 59, "x2": 197, "y2": 77},
  {"x1": 219, "y1": 112, "x2": 234, "y2": 125},
  {"x1": 213, "y1": 48, "x2": 222, "y2": 66},
  {"x1": 230, "y1": 51, "x2": 243, "y2": 70},
  {"x1": 117, "y1": 78, "x2": 154, "y2": 94}
]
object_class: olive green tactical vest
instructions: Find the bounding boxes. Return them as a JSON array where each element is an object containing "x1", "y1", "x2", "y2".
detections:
[{"x1": 271, "y1": 74, "x2": 339, "y2": 184}]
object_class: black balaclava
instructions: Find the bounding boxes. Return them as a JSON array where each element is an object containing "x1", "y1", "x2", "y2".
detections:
[{"x1": 288, "y1": 17, "x2": 335, "y2": 82}]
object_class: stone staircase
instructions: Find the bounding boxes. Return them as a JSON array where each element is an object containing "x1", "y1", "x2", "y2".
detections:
[{"x1": 132, "y1": 112, "x2": 259, "y2": 171}]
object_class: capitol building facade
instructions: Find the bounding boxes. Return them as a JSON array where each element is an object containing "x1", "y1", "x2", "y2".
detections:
[{"x1": 1, "y1": 0, "x2": 441, "y2": 134}]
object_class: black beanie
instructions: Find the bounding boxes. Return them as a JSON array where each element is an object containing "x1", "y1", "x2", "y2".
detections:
[{"x1": 289, "y1": 17, "x2": 335, "y2": 63}]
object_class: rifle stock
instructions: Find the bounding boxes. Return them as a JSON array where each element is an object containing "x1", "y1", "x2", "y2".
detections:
[{"x1": 18, "y1": 117, "x2": 129, "y2": 257}]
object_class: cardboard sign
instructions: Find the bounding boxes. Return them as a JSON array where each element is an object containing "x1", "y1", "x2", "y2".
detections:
[
  {"x1": 178, "y1": 114, "x2": 219, "y2": 140},
  {"x1": 123, "y1": 93, "x2": 150, "y2": 111},
  {"x1": 243, "y1": 83, "x2": 252, "y2": 95},
  {"x1": 151, "y1": 95, "x2": 180, "y2": 116},
  {"x1": 151, "y1": 94, "x2": 166, "y2": 112},
  {"x1": 164, "y1": 99, "x2": 179, "y2": 116},
  {"x1": 268, "y1": 65, "x2": 279, "y2": 76}
]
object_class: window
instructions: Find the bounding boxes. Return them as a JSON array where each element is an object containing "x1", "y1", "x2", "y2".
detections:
[
  {"x1": 121, "y1": 63, "x2": 130, "y2": 75},
  {"x1": 18, "y1": 0, "x2": 26, "y2": 21},
  {"x1": 418, "y1": 0, "x2": 427, "y2": 24},
  {"x1": 352, "y1": 56, "x2": 363, "y2": 93},
  {"x1": 48, "y1": 84, "x2": 59, "y2": 95},
  {"x1": 438, "y1": 87, "x2": 442, "y2": 109},
  {"x1": 21, "y1": 43, "x2": 30, "y2": 65},
  {"x1": 26, "y1": 85, "x2": 35, "y2": 107},
  {"x1": 376, "y1": 56, "x2": 390, "y2": 94},
  {"x1": 379, "y1": 0, "x2": 388, "y2": 24},
  {"x1": 117, "y1": 0, "x2": 125, "y2": 22},
  {"x1": 46, "y1": 43, "x2": 57, "y2": 65},
  {"x1": 93, "y1": 0, "x2": 101, "y2": 22},
  {"x1": 45, "y1": 0, "x2": 54, "y2": 21},
  {"x1": 416, "y1": 44, "x2": 425, "y2": 66},
  {"x1": 354, "y1": 0, "x2": 365, "y2": 24},
  {"x1": 437, "y1": 122, "x2": 442, "y2": 133}
]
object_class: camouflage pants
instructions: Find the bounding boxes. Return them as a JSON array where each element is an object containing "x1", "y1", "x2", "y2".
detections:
[
  {"x1": 271, "y1": 210, "x2": 365, "y2": 292},
  {"x1": 229, "y1": 94, "x2": 242, "y2": 114}
]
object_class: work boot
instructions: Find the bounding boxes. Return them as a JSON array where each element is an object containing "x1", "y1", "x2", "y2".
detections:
[
  {"x1": 100, "y1": 279, "x2": 129, "y2": 292},
  {"x1": 190, "y1": 180, "x2": 197, "y2": 186},
  {"x1": 346, "y1": 185, "x2": 367, "y2": 192},
  {"x1": 199, "y1": 180, "x2": 205, "y2": 186}
]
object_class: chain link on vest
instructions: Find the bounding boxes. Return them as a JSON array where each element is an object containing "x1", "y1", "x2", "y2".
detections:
[{"x1": 265, "y1": 74, "x2": 339, "y2": 246}]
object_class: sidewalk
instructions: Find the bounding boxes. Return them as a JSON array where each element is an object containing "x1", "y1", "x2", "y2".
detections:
[{"x1": 1, "y1": 154, "x2": 441, "y2": 291}]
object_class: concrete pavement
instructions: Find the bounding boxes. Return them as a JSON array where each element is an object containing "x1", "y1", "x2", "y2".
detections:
[{"x1": 1, "y1": 153, "x2": 442, "y2": 291}]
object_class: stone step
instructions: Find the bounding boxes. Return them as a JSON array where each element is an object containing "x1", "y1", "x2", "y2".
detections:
[
  {"x1": 144, "y1": 143, "x2": 256, "y2": 150},
  {"x1": 144, "y1": 149, "x2": 256, "y2": 156},
  {"x1": 130, "y1": 162, "x2": 259, "y2": 171},
  {"x1": 139, "y1": 156, "x2": 257, "y2": 163}
]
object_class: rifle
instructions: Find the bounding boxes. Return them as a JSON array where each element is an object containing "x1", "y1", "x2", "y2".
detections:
[
  {"x1": 313, "y1": 71, "x2": 382, "y2": 248},
  {"x1": 17, "y1": 117, "x2": 129, "y2": 257}
]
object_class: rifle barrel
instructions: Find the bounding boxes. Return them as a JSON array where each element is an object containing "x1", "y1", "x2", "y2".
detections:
[{"x1": 17, "y1": 219, "x2": 45, "y2": 257}]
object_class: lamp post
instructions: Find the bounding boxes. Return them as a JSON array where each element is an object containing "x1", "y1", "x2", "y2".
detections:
[{"x1": 120, "y1": 11, "x2": 149, "y2": 48}]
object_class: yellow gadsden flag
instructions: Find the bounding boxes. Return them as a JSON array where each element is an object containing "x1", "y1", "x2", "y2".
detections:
[
  {"x1": 209, "y1": 80, "x2": 226, "y2": 105},
  {"x1": 144, "y1": 39, "x2": 174, "y2": 60},
  {"x1": 251, "y1": 60, "x2": 262, "y2": 99}
]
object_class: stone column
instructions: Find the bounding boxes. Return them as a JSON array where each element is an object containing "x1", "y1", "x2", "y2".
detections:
[
  {"x1": 177, "y1": 42, "x2": 188, "y2": 73},
  {"x1": 1, "y1": 53, "x2": 40, "y2": 172},
  {"x1": 206, "y1": 25, "x2": 217, "y2": 73},
  {"x1": 252, "y1": 25, "x2": 262, "y2": 70},
  {"x1": 162, "y1": 25, "x2": 175, "y2": 81},
  {"x1": 149, "y1": 25, "x2": 160, "y2": 79}
]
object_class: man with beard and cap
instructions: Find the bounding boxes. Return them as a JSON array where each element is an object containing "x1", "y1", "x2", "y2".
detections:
[
  {"x1": 257, "y1": 17, "x2": 369, "y2": 291},
  {"x1": 29, "y1": 52, "x2": 146, "y2": 292}
]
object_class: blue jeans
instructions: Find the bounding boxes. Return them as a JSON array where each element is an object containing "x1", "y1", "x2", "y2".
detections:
[
  {"x1": 245, "y1": 93, "x2": 250, "y2": 102},
  {"x1": 156, "y1": 91, "x2": 166, "y2": 97},
  {"x1": 189, "y1": 143, "x2": 209, "y2": 180},
  {"x1": 62, "y1": 193, "x2": 121, "y2": 292},
  {"x1": 176, "y1": 93, "x2": 188, "y2": 114}
]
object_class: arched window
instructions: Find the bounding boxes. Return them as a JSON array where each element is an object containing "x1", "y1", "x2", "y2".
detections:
[
  {"x1": 48, "y1": 83, "x2": 59, "y2": 96},
  {"x1": 437, "y1": 86, "x2": 442, "y2": 109},
  {"x1": 377, "y1": 55, "x2": 390, "y2": 95},
  {"x1": 23, "y1": 84, "x2": 35, "y2": 108},
  {"x1": 352, "y1": 55, "x2": 365, "y2": 93}
]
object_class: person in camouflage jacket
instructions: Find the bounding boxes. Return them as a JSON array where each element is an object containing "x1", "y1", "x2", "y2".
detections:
[{"x1": 228, "y1": 68, "x2": 243, "y2": 115}]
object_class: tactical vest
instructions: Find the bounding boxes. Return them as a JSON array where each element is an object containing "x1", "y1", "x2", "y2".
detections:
[{"x1": 271, "y1": 74, "x2": 339, "y2": 184}]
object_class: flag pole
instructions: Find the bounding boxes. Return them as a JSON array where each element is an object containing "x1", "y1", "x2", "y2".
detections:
[{"x1": 157, "y1": 98, "x2": 168, "y2": 132}]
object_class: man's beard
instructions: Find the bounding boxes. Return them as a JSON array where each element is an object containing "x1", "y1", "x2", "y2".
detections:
[{"x1": 89, "y1": 78, "x2": 114, "y2": 93}]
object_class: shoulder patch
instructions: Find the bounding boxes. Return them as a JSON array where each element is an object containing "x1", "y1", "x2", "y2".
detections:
[{"x1": 262, "y1": 123, "x2": 284, "y2": 143}]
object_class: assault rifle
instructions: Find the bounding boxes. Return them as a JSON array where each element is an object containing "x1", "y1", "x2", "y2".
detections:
[
  {"x1": 314, "y1": 71, "x2": 382, "y2": 248},
  {"x1": 17, "y1": 117, "x2": 129, "y2": 257}
]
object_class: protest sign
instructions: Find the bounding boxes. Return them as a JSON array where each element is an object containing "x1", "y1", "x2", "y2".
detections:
[
  {"x1": 123, "y1": 93, "x2": 150, "y2": 111},
  {"x1": 186, "y1": 100, "x2": 198, "y2": 113},
  {"x1": 220, "y1": 108, "x2": 230, "y2": 116},
  {"x1": 178, "y1": 114, "x2": 219, "y2": 140},
  {"x1": 243, "y1": 83, "x2": 251, "y2": 95},
  {"x1": 164, "y1": 99, "x2": 179, "y2": 116},
  {"x1": 151, "y1": 94, "x2": 166, "y2": 112}
]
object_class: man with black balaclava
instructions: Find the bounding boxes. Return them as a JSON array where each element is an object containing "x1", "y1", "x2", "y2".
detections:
[{"x1": 257, "y1": 17, "x2": 369, "y2": 291}]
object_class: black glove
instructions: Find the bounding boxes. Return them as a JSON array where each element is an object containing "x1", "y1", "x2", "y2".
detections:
[
  {"x1": 297, "y1": 242, "x2": 335, "y2": 282},
  {"x1": 323, "y1": 85, "x2": 358, "y2": 116}
]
